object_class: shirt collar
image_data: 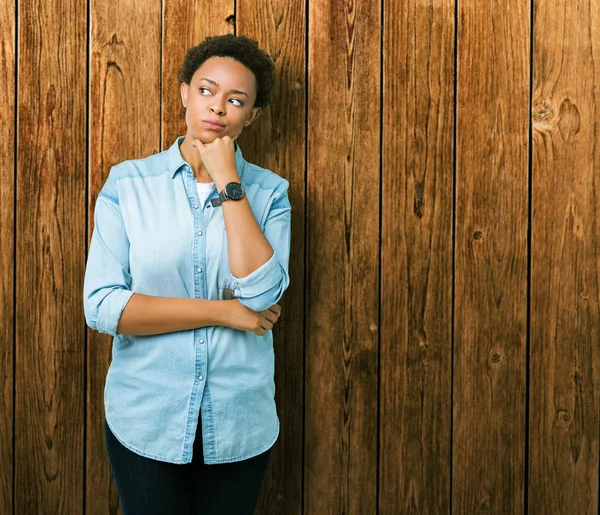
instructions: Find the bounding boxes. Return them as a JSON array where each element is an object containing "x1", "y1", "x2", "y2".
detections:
[{"x1": 168, "y1": 136, "x2": 246, "y2": 182}]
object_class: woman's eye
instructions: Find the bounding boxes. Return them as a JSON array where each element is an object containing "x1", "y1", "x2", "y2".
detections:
[
  {"x1": 199, "y1": 87, "x2": 211, "y2": 95},
  {"x1": 229, "y1": 98, "x2": 243, "y2": 107}
]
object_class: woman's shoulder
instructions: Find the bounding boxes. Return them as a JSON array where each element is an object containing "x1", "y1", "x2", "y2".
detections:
[
  {"x1": 98, "y1": 149, "x2": 172, "y2": 202},
  {"x1": 243, "y1": 161, "x2": 289, "y2": 193},
  {"x1": 109, "y1": 148, "x2": 172, "y2": 181}
]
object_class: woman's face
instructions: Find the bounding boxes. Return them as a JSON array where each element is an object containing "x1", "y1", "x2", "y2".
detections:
[{"x1": 181, "y1": 56, "x2": 262, "y2": 143}]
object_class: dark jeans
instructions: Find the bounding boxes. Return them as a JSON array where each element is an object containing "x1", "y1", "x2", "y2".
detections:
[{"x1": 104, "y1": 417, "x2": 273, "y2": 515}]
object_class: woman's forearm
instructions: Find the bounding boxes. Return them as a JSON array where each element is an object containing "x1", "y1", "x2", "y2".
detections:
[
  {"x1": 190, "y1": 138, "x2": 273, "y2": 278},
  {"x1": 117, "y1": 293, "x2": 230, "y2": 336},
  {"x1": 221, "y1": 196, "x2": 274, "y2": 278}
]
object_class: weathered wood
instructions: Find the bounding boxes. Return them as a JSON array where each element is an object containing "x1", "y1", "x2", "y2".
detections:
[
  {"x1": 453, "y1": 0, "x2": 530, "y2": 512},
  {"x1": 236, "y1": 1, "x2": 306, "y2": 512},
  {"x1": 15, "y1": 0, "x2": 86, "y2": 512},
  {"x1": 305, "y1": 0, "x2": 380, "y2": 513},
  {"x1": 87, "y1": 1, "x2": 161, "y2": 512},
  {"x1": 7, "y1": 1, "x2": 600, "y2": 512},
  {"x1": 161, "y1": 0, "x2": 234, "y2": 150},
  {"x1": 528, "y1": 0, "x2": 600, "y2": 512},
  {"x1": 379, "y1": 0, "x2": 455, "y2": 511},
  {"x1": 0, "y1": 0, "x2": 15, "y2": 512}
]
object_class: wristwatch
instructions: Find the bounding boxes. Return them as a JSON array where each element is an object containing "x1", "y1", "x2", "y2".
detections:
[{"x1": 211, "y1": 181, "x2": 245, "y2": 207}]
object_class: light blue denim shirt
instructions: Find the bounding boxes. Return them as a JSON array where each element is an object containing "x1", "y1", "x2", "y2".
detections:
[{"x1": 83, "y1": 136, "x2": 291, "y2": 464}]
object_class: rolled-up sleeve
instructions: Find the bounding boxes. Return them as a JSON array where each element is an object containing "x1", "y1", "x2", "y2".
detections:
[
  {"x1": 83, "y1": 183, "x2": 134, "y2": 336},
  {"x1": 232, "y1": 182, "x2": 291, "y2": 312}
]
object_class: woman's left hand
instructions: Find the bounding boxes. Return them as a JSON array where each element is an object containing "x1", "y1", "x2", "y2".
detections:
[{"x1": 192, "y1": 136, "x2": 240, "y2": 187}]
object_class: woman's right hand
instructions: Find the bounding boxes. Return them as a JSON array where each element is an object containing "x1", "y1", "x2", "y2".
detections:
[{"x1": 223, "y1": 300, "x2": 282, "y2": 336}]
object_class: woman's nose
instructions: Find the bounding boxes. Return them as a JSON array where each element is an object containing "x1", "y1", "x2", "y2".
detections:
[{"x1": 210, "y1": 101, "x2": 225, "y2": 115}]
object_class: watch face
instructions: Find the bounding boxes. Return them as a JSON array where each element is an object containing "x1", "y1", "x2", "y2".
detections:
[{"x1": 225, "y1": 182, "x2": 244, "y2": 200}]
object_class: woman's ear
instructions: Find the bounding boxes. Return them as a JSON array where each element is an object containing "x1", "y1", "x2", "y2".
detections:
[
  {"x1": 180, "y1": 82, "x2": 189, "y2": 108},
  {"x1": 245, "y1": 107, "x2": 262, "y2": 126}
]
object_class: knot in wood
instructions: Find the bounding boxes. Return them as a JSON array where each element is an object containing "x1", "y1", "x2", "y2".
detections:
[{"x1": 533, "y1": 98, "x2": 555, "y2": 124}]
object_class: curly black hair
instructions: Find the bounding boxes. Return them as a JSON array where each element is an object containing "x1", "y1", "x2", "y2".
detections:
[{"x1": 178, "y1": 34, "x2": 275, "y2": 109}]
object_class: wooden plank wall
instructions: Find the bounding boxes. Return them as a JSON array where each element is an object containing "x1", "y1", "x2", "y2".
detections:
[
  {"x1": 2, "y1": 0, "x2": 599, "y2": 513},
  {"x1": 454, "y1": 0, "x2": 530, "y2": 511},
  {"x1": 1, "y1": 0, "x2": 15, "y2": 513},
  {"x1": 305, "y1": 0, "x2": 380, "y2": 513},
  {"x1": 380, "y1": 0, "x2": 454, "y2": 511},
  {"x1": 529, "y1": 0, "x2": 600, "y2": 512},
  {"x1": 15, "y1": 0, "x2": 86, "y2": 513}
]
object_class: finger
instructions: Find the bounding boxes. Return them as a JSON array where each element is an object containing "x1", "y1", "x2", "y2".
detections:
[
  {"x1": 266, "y1": 310, "x2": 280, "y2": 322},
  {"x1": 264, "y1": 310, "x2": 279, "y2": 323},
  {"x1": 268, "y1": 304, "x2": 281, "y2": 316},
  {"x1": 260, "y1": 319, "x2": 274, "y2": 331},
  {"x1": 263, "y1": 311, "x2": 279, "y2": 324},
  {"x1": 191, "y1": 138, "x2": 204, "y2": 151}
]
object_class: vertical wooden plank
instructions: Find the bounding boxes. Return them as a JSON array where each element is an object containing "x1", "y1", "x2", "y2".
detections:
[
  {"x1": 305, "y1": 0, "x2": 380, "y2": 512},
  {"x1": 162, "y1": 0, "x2": 233, "y2": 149},
  {"x1": 453, "y1": 0, "x2": 530, "y2": 512},
  {"x1": 0, "y1": 0, "x2": 15, "y2": 512},
  {"x1": 379, "y1": 0, "x2": 454, "y2": 511},
  {"x1": 529, "y1": 0, "x2": 600, "y2": 512},
  {"x1": 15, "y1": 0, "x2": 86, "y2": 511},
  {"x1": 86, "y1": 1, "x2": 161, "y2": 512},
  {"x1": 236, "y1": 2, "x2": 306, "y2": 513}
]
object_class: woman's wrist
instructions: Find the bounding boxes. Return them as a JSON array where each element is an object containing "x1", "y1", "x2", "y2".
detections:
[
  {"x1": 214, "y1": 171, "x2": 241, "y2": 192},
  {"x1": 212, "y1": 299, "x2": 237, "y2": 327}
]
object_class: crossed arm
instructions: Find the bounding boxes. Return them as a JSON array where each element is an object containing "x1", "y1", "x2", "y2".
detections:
[{"x1": 84, "y1": 175, "x2": 290, "y2": 337}]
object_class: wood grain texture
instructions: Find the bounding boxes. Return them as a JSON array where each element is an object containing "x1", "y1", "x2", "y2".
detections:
[
  {"x1": 453, "y1": 0, "x2": 530, "y2": 512},
  {"x1": 305, "y1": 0, "x2": 380, "y2": 513},
  {"x1": 379, "y1": 0, "x2": 454, "y2": 512},
  {"x1": 236, "y1": 1, "x2": 306, "y2": 512},
  {"x1": 0, "y1": 0, "x2": 15, "y2": 512},
  {"x1": 529, "y1": 0, "x2": 600, "y2": 512},
  {"x1": 161, "y1": 0, "x2": 234, "y2": 150},
  {"x1": 15, "y1": 0, "x2": 86, "y2": 512},
  {"x1": 6, "y1": 1, "x2": 600, "y2": 512},
  {"x1": 87, "y1": 1, "x2": 161, "y2": 512}
]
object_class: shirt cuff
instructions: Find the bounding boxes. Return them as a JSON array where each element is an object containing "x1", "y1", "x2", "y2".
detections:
[
  {"x1": 97, "y1": 288, "x2": 135, "y2": 336},
  {"x1": 232, "y1": 252, "x2": 279, "y2": 299}
]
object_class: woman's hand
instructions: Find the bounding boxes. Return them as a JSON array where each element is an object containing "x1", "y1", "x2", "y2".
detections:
[
  {"x1": 192, "y1": 136, "x2": 239, "y2": 188},
  {"x1": 223, "y1": 300, "x2": 282, "y2": 336}
]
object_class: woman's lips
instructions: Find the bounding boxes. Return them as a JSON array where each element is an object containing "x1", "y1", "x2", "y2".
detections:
[{"x1": 201, "y1": 120, "x2": 226, "y2": 131}]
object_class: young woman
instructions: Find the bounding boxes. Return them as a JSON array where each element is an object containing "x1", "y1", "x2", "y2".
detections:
[{"x1": 84, "y1": 34, "x2": 291, "y2": 514}]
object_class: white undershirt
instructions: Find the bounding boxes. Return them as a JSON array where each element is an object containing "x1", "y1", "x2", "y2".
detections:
[{"x1": 196, "y1": 181, "x2": 215, "y2": 207}]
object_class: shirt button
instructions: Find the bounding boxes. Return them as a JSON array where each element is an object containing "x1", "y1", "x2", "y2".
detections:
[
  {"x1": 199, "y1": 339, "x2": 204, "y2": 344},
  {"x1": 194, "y1": 204, "x2": 199, "y2": 209},
  {"x1": 197, "y1": 231, "x2": 203, "y2": 236},
  {"x1": 197, "y1": 267, "x2": 202, "y2": 273},
  {"x1": 198, "y1": 376, "x2": 204, "y2": 381}
]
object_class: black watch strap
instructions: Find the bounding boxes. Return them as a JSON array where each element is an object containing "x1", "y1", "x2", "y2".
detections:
[{"x1": 211, "y1": 190, "x2": 228, "y2": 207}]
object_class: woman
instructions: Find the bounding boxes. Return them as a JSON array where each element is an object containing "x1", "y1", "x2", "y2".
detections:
[{"x1": 83, "y1": 34, "x2": 291, "y2": 514}]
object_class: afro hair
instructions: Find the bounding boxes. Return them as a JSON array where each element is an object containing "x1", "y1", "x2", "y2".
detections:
[{"x1": 178, "y1": 34, "x2": 275, "y2": 109}]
